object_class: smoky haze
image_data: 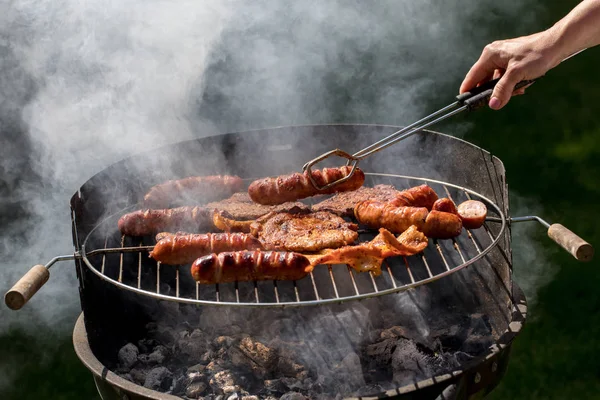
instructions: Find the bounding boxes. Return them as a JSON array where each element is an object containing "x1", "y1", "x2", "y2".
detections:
[{"x1": 0, "y1": 0, "x2": 551, "y2": 391}]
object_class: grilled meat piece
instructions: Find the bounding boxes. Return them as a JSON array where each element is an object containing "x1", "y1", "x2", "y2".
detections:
[
  {"x1": 150, "y1": 232, "x2": 262, "y2": 265},
  {"x1": 457, "y1": 200, "x2": 487, "y2": 229},
  {"x1": 205, "y1": 192, "x2": 309, "y2": 220},
  {"x1": 248, "y1": 166, "x2": 365, "y2": 205},
  {"x1": 311, "y1": 184, "x2": 401, "y2": 217},
  {"x1": 422, "y1": 210, "x2": 463, "y2": 239},
  {"x1": 118, "y1": 207, "x2": 213, "y2": 237},
  {"x1": 191, "y1": 251, "x2": 311, "y2": 284},
  {"x1": 250, "y1": 211, "x2": 359, "y2": 252},
  {"x1": 390, "y1": 184, "x2": 439, "y2": 210},
  {"x1": 432, "y1": 198, "x2": 458, "y2": 214},
  {"x1": 354, "y1": 201, "x2": 429, "y2": 233},
  {"x1": 307, "y1": 226, "x2": 428, "y2": 275},
  {"x1": 212, "y1": 210, "x2": 254, "y2": 233},
  {"x1": 143, "y1": 175, "x2": 244, "y2": 208}
]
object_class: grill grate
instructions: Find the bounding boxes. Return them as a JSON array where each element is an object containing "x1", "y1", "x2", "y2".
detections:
[{"x1": 80, "y1": 174, "x2": 506, "y2": 307}]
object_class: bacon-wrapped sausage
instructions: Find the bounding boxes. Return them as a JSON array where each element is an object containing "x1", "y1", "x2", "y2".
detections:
[
  {"x1": 150, "y1": 232, "x2": 262, "y2": 265},
  {"x1": 144, "y1": 175, "x2": 244, "y2": 208},
  {"x1": 248, "y1": 166, "x2": 365, "y2": 206},
  {"x1": 118, "y1": 207, "x2": 213, "y2": 237},
  {"x1": 354, "y1": 200, "x2": 428, "y2": 233},
  {"x1": 390, "y1": 184, "x2": 439, "y2": 210},
  {"x1": 457, "y1": 200, "x2": 487, "y2": 229},
  {"x1": 422, "y1": 210, "x2": 463, "y2": 239},
  {"x1": 432, "y1": 198, "x2": 458, "y2": 214},
  {"x1": 190, "y1": 251, "x2": 311, "y2": 284}
]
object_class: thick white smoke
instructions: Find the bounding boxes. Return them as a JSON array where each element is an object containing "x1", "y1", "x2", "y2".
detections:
[{"x1": 0, "y1": 0, "x2": 550, "y2": 394}]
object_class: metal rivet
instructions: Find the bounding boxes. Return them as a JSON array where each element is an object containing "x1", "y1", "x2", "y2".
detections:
[
  {"x1": 474, "y1": 373, "x2": 481, "y2": 383},
  {"x1": 491, "y1": 362, "x2": 498, "y2": 372}
]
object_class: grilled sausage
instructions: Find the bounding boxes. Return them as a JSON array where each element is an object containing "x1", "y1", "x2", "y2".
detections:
[
  {"x1": 144, "y1": 175, "x2": 244, "y2": 208},
  {"x1": 422, "y1": 210, "x2": 463, "y2": 239},
  {"x1": 248, "y1": 166, "x2": 365, "y2": 205},
  {"x1": 190, "y1": 251, "x2": 311, "y2": 284},
  {"x1": 118, "y1": 207, "x2": 213, "y2": 237},
  {"x1": 354, "y1": 200, "x2": 428, "y2": 233},
  {"x1": 457, "y1": 200, "x2": 488, "y2": 229},
  {"x1": 432, "y1": 198, "x2": 458, "y2": 214},
  {"x1": 150, "y1": 232, "x2": 262, "y2": 265},
  {"x1": 390, "y1": 184, "x2": 439, "y2": 210}
]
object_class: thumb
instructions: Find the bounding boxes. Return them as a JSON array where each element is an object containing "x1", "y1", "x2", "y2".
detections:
[{"x1": 489, "y1": 69, "x2": 522, "y2": 110}]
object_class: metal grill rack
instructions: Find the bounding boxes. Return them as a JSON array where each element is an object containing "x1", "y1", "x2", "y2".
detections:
[{"x1": 80, "y1": 173, "x2": 506, "y2": 308}]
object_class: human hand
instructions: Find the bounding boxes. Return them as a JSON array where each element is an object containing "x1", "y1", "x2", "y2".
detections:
[{"x1": 459, "y1": 31, "x2": 562, "y2": 110}]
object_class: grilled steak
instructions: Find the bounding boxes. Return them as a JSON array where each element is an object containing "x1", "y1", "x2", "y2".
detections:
[
  {"x1": 250, "y1": 211, "x2": 359, "y2": 252},
  {"x1": 205, "y1": 192, "x2": 309, "y2": 220},
  {"x1": 311, "y1": 184, "x2": 401, "y2": 217}
]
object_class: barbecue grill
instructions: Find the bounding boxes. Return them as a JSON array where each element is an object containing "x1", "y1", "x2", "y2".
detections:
[{"x1": 5, "y1": 124, "x2": 592, "y2": 399}]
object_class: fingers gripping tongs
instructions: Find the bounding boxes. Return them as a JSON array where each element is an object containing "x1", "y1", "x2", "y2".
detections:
[
  {"x1": 302, "y1": 78, "x2": 534, "y2": 191},
  {"x1": 303, "y1": 48, "x2": 587, "y2": 191}
]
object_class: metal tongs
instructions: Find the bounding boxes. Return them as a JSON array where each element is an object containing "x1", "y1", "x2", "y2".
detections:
[{"x1": 303, "y1": 49, "x2": 586, "y2": 191}]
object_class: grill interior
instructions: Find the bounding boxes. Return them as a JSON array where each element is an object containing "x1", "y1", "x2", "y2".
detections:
[{"x1": 79, "y1": 173, "x2": 506, "y2": 307}]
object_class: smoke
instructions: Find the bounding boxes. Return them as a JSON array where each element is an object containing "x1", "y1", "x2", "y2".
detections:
[{"x1": 0, "y1": 0, "x2": 545, "y2": 395}]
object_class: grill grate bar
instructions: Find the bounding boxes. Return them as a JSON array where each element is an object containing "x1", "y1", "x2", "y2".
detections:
[
  {"x1": 421, "y1": 254, "x2": 434, "y2": 278},
  {"x1": 293, "y1": 282, "x2": 301, "y2": 302},
  {"x1": 235, "y1": 282, "x2": 240, "y2": 303},
  {"x1": 274, "y1": 282, "x2": 281, "y2": 303},
  {"x1": 137, "y1": 241, "x2": 142, "y2": 289},
  {"x1": 329, "y1": 266, "x2": 340, "y2": 299},
  {"x1": 215, "y1": 284, "x2": 220, "y2": 302},
  {"x1": 403, "y1": 257, "x2": 416, "y2": 284},
  {"x1": 176, "y1": 267, "x2": 180, "y2": 298},
  {"x1": 369, "y1": 272, "x2": 380, "y2": 293},
  {"x1": 347, "y1": 267, "x2": 360, "y2": 295},
  {"x1": 156, "y1": 262, "x2": 161, "y2": 294},
  {"x1": 385, "y1": 261, "x2": 398, "y2": 289},
  {"x1": 196, "y1": 282, "x2": 199, "y2": 300},
  {"x1": 101, "y1": 236, "x2": 108, "y2": 275},
  {"x1": 309, "y1": 271, "x2": 320, "y2": 300},
  {"x1": 254, "y1": 282, "x2": 260, "y2": 303},
  {"x1": 435, "y1": 241, "x2": 452, "y2": 271},
  {"x1": 118, "y1": 236, "x2": 125, "y2": 283}
]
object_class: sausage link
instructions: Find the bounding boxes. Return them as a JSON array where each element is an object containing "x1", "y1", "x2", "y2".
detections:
[
  {"x1": 390, "y1": 185, "x2": 439, "y2": 210},
  {"x1": 144, "y1": 175, "x2": 244, "y2": 208},
  {"x1": 432, "y1": 198, "x2": 458, "y2": 214},
  {"x1": 457, "y1": 200, "x2": 488, "y2": 229},
  {"x1": 118, "y1": 206, "x2": 213, "y2": 237},
  {"x1": 190, "y1": 251, "x2": 311, "y2": 284},
  {"x1": 422, "y1": 210, "x2": 463, "y2": 239},
  {"x1": 354, "y1": 200, "x2": 428, "y2": 233},
  {"x1": 248, "y1": 166, "x2": 365, "y2": 205},
  {"x1": 150, "y1": 232, "x2": 262, "y2": 265}
]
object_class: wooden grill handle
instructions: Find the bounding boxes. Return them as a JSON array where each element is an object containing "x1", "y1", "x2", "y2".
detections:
[
  {"x1": 548, "y1": 224, "x2": 594, "y2": 262},
  {"x1": 5, "y1": 265, "x2": 50, "y2": 310}
]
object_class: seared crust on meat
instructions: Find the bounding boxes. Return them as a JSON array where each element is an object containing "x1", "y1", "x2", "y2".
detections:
[
  {"x1": 150, "y1": 232, "x2": 262, "y2": 265},
  {"x1": 354, "y1": 201, "x2": 428, "y2": 233},
  {"x1": 205, "y1": 192, "x2": 309, "y2": 220},
  {"x1": 144, "y1": 175, "x2": 243, "y2": 208},
  {"x1": 250, "y1": 211, "x2": 359, "y2": 252},
  {"x1": 190, "y1": 251, "x2": 311, "y2": 283},
  {"x1": 311, "y1": 184, "x2": 401, "y2": 217},
  {"x1": 390, "y1": 184, "x2": 439, "y2": 210},
  {"x1": 118, "y1": 207, "x2": 213, "y2": 237},
  {"x1": 248, "y1": 166, "x2": 365, "y2": 205}
]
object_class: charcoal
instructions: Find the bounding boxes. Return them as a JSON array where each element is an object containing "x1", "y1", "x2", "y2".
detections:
[
  {"x1": 229, "y1": 347, "x2": 268, "y2": 379},
  {"x1": 186, "y1": 381, "x2": 208, "y2": 398},
  {"x1": 138, "y1": 338, "x2": 159, "y2": 353},
  {"x1": 280, "y1": 392, "x2": 308, "y2": 400},
  {"x1": 144, "y1": 366, "x2": 173, "y2": 391},
  {"x1": 365, "y1": 338, "x2": 396, "y2": 365},
  {"x1": 201, "y1": 350, "x2": 215, "y2": 363},
  {"x1": 149, "y1": 325, "x2": 177, "y2": 345},
  {"x1": 263, "y1": 379, "x2": 288, "y2": 394},
  {"x1": 461, "y1": 335, "x2": 492, "y2": 355},
  {"x1": 210, "y1": 370, "x2": 239, "y2": 393},
  {"x1": 240, "y1": 396, "x2": 259, "y2": 400},
  {"x1": 336, "y1": 352, "x2": 365, "y2": 391},
  {"x1": 213, "y1": 336, "x2": 236, "y2": 348},
  {"x1": 354, "y1": 384, "x2": 384, "y2": 396},
  {"x1": 177, "y1": 334, "x2": 209, "y2": 363},
  {"x1": 118, "y1": 343, "x2": 139, "y2": 369},
  {"x1": 129, "y1": 367, "x2": 148, "y2": 385},
  {"x1": 187, "y1": 363, "x2": 207, "y2": 374},
  {"x1": 469, "y1": 314, "x2": 493, "y2": 336},
  {"x1": 222, "y1": 385, "x2": 239, "y2": 395},
  {"x1": 206, "y1": 360, "x2": 225, "y2": 375}
]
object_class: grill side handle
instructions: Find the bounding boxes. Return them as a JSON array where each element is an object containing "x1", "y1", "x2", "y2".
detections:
[
  {"x1": 510, "y1": 216, "x2": 594, "y2": 262},
  {"x1": 5, "y1": 265, "x2": 50, "y2": 310},
  {"x1": 548, "y1": 223, "x2": 594, "y2": 262},
  {"x1": 5, "y1": 255, "x2": 74, "y2": 310}
]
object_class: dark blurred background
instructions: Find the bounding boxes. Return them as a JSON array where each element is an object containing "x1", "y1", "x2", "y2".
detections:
[{"x1": 1, "y1": 1, "x2": 599, "y2": 399}]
